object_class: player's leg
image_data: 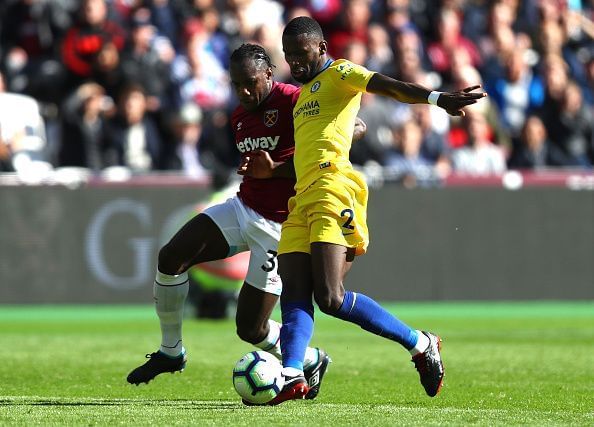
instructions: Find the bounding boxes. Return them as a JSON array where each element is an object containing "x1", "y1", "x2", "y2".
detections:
[
  {"x1": 311, "y1": 173, "x2": 443, "y2": 396},
  {"x1": 310, "y1": 241, "x2": 443, "y2": 396},
  {"x1": 235, "y1": 282, "x2": 279, "y2": 353},
  {"x1": 311, "y1": 241, "x2": 418, "y2": 347},
  {"x1": 155, "y1": 213, "x2": 230, "y2": 354},
  {"x1": 234, "y1": 203, "x2": 329, "y2": 400},
  {"x1": 127, "y1": 205, "x2": 239, "y2": 385},
  {"x1": 276, "y1": 252, "x2": 315, "y2": 371},
  {"x1": 267, "y1": 251, "x2": 315, "y2": 405}
]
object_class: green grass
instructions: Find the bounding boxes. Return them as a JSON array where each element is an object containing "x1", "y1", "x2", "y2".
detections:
[{"x1": 1, "y1": 302, "x2": 593, "y2": 426}]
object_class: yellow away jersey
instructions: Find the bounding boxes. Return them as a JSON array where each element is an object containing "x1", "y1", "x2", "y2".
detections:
[{"x1": 292, "y1": 59, "x2": 375, "y2": 193}]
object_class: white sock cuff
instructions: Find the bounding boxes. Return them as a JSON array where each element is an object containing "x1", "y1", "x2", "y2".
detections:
[
  {"x1": 409, "y1": 330, "x2": 430, "y2": 356},
  {"x1": 255, "y1": 319, "x2": 281, "y2": 351},
  {"x1": 155, "y1": 270, "x2": 188, "y2": 286}
]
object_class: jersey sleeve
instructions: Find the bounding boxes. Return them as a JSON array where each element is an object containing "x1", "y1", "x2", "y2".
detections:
[
  {"x1": 332, "y1": 59, "x2": 375, "y2": 93},
  {"x1": 291, "y1": 87, "x2": 302, "y2": 105}
]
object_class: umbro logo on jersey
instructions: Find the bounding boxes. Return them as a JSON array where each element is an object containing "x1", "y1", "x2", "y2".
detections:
[
  {"x1": 264, "y1": 109, "x2": 278, "y2": 127},
  {"x1": 236, "y1": 121, "x2": 242, "y2": 131},
  {"x1": 311, "y1": 81, "x2": 321, "y2": 92}
]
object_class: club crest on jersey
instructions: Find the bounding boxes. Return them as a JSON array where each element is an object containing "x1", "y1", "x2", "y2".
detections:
[
  {"x1": 264, "y1": 109, "x2": 278, "y2": 127},
  {"x1": 311, "y1": 81, "x2": 321, "y2": 93}
]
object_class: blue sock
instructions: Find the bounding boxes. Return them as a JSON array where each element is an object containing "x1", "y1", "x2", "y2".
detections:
[
  {"x1": 279, "y1": 300, "x2": 315, "y2": 371},
  {"x1": 336, "y1": 291, "x2": 418, "y2": 350}
]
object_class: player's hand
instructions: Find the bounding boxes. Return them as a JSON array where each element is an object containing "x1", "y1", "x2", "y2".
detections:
[
  {"x1": 353, "y1": 117, "x2": 367, "y2": 143},
  {"x1": 437, "y1": 85, "x2": 487, "y2": 117},
  {"x1": 237, "y1": 150, "x2": 275, "y2": 178}
]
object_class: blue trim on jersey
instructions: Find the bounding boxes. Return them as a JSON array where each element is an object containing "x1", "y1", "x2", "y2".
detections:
[{"x1": 314, "y1": 58, "x2": 333, "y2": 78}]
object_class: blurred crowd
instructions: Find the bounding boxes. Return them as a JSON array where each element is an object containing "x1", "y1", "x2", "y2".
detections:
[{"x1": 0, "y1": 0, "x2": 593, "y2": 187}]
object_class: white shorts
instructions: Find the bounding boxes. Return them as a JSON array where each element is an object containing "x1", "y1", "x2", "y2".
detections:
[{"x1": 202, "y1": 196, "x2": 282, "y2": 296}]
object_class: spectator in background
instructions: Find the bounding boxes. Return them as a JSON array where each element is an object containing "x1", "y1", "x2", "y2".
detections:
[
  {"x1": 106, "y1": 83, "x2": 164, "y2": 172},
  {"x1": 61, "y1": 0, "x2": 126, "y2": 96},
  {"x1": 547, "y1": 80, "x2": 593, "y2": 167},
  {"x1": 453, "y1": 64, "x2": 511, "y2": 153},
  {"x1": 410, "y1": 104, "x2": 449, "y2": 167},
  {"x1": 222, "y1": 0, "x2": 284, "y2": 43},
  {"x1": 450, "y1": 108, "x2": 507, "y2": 176},
  {"x1": 0, "y1": 0, "x2": 74, "y2": 104},
  {"x1": 537, "y1": 53, "x2": 584, "y2": 162},
  {"x1": 342, "y1": 40, "x2": 368, "y2": 69},
  {"x1": 366, "y1": 23, "x2": 396, "y2": 77},
  {"x1": 120, "y1": 7, "x2": 175, "y2": 114},
  {"x1": 172, "y1": 19, "x2": 231, "y2": 110},
  {"x1": 351, "y1": 93, "x2": 397, "y2": 166},
  {"x1": 426, "y1": 7, "x2": 482, "y2": 85},
  {"x1": 111, "y1": 0, "x2": 144, "y2": 23},
  {"x1": 537, "y1": 18, "x2": 587, "y2": 90},
  {"x1": 508, "y1": 115, "x2": 575, "y2": 169},
  {"x1": 384, "y1": 0, "x2": 419, "y2": 37},
  {"x1": 58, "y1": 82, "x2": 114, "y2": 170},
  {"x1": 199, "y1": 6, "x2": 231, "y2": 70},
  {"x1": 389, "y1": 29, "x2": 444, "y2": 134},
  {"x1": 487, "y1": 48, "x2": 545, "y2": 139},
  {"x1": 149, "y1": 0, "x2": 185, "y2": 51},
  {"x1": 326, "y1": 0, "x2": 371, "y2": 59},
  {"x1": 392, "y1": 26, "x2": 431, "y2": 80},
  {"x1": 584, "y1": 53, "x2": 594, "y2": 106},
  {"x1": 0, "y1": 71, "x2": 50, "y2": 175},
  {"x1": 285, "y1": 0, "x2": 342, "y2": 27},
  {"x1": 384, "y1": 119, "x2": 439, "y2": 187},
  {"x1": 168, "y1": 102, "x2": 209, "y2": 179},
  {"x1": 478, "y1": 21, "x2": 518, "y2": 84}
]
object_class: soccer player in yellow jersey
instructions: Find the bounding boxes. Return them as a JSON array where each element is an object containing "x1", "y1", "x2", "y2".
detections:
[{"x1": 243, "y1": 16, "x2": 487, "y2": 405}]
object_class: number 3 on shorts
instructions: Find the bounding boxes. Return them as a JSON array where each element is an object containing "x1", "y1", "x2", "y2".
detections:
[{"x1": 261, "y1": 250, "x2": 278, "y2": 272}]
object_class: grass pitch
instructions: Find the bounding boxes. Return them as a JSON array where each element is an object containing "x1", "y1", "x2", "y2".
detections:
[{"x1": 1, "y1": 302, "x2": 593, "y2": 426}]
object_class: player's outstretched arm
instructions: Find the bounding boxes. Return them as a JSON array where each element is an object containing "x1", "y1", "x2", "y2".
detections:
[
  {"x1": 366, "y1": 73, "x2": 486, "y2": 117},
  {"x1": 237, "y1": 150, "x2": 295, "y2": 179}
]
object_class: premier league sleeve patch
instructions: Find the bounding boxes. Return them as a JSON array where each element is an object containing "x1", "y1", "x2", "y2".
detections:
[{"x1": 264, "y1": 109, "x2": 279, "y2": 127}]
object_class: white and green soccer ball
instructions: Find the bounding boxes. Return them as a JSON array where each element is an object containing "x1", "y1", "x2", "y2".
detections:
[{"x1": 232, "y1": 351, "x2": 284, "y2": 404}]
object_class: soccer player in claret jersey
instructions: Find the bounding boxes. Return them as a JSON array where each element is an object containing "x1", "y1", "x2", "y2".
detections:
[
  {"x1": 126, "y1": 43, "x2": 365, "y2": 403},
  {"x1": 242, "y1": 17, "x2": 487, "y2": 405}
]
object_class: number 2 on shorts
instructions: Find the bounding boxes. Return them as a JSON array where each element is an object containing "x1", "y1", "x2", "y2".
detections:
[{"x1": 340, "y1": 208, "x2": 355, "y2": 230}]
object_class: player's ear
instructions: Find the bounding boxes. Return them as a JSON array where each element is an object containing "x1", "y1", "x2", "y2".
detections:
[{"x1": 319, "y1": 40, "x2": 328, "y2": 56}]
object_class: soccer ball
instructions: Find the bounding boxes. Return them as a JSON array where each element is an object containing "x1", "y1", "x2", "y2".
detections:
[{"x1": 232, "y1": 351, "x2": 284, "y2": 404}]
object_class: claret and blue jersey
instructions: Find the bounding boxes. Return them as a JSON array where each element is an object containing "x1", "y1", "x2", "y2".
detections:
[{"x1": 231, "y1": 81, "x2": 301, "y2": 223}]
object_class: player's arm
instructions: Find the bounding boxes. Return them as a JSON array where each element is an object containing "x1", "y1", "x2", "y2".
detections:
[
  {"x1": 237, "y1": 151, "x2": 295, "y2": 179},
  {"x1": 238, "y1": 121, "x2": 365, "y2": 178},
  {"x1": 365, "y1": 73, "x2": 486, "y2": 117}
]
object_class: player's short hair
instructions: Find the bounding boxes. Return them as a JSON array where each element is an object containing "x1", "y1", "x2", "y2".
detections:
[
  {"x1": 283, "y1": 16, "x2": 324, "y2": 40},
  {"x1": 230, "y1": 43, "x2": 274, "y2": 70}
]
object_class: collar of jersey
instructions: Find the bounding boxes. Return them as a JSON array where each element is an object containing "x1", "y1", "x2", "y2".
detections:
[{"x1": 309, "y1": 58, "x2": 333, "y2": 82}]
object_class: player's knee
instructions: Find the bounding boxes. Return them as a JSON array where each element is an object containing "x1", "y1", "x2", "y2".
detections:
[
  {"x1": 236, "y1": 323, "x2": 265, "y2": 345},
  {"x1": 314, "y1": 292, "x2": 343, "y2": 316},
  {"x1": 157, "y1": 243, "x2": 183, "y2": 275}
]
